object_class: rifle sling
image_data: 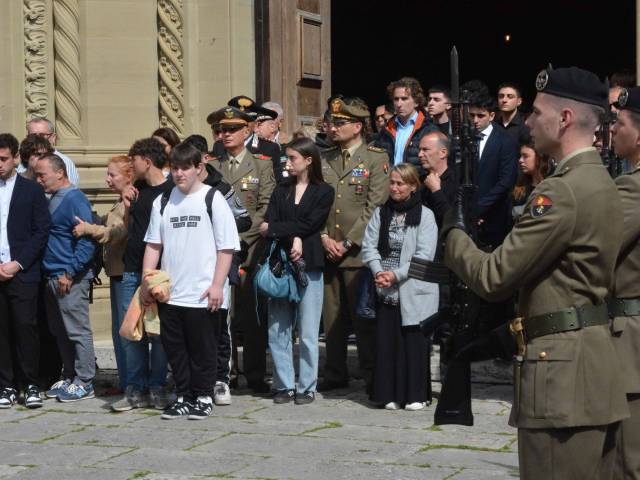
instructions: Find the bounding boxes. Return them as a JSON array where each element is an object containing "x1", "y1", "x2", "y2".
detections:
[
  {"x1": 608, "y1": 297, "x2": 640, "y2": 317},
  {"x1": 524, "y1": 304, "x2": 608, "y2": 342}
]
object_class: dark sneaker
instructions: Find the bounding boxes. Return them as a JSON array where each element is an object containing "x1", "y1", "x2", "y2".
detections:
[
  {"x1": 57, "y1": 382, "x2": 95, "y2": 402},
  {"x1": 111, "y1": 386, "x2": 149, "y2": 412},
  {"x1": 188, "y1": 399, "x2": 213, "y2": 420},
  {"x1": 46, "y1": 379, "x2": 71, "y2": 399},
  {"x1": 0, "y1": 387, "x2": 17, "y2": 409},
  {"x1": 161, "y1": 400, "x2": 192, "y2": 420},
  {"x1": 294, "y1": 391, "x2": 315, "y2": 405},
  {"x1": 24, "y1": 385, "x2": 43, "y2": 409},
  {"x1": 273, "y1": 389, "x2": 295, "y2": 404}
]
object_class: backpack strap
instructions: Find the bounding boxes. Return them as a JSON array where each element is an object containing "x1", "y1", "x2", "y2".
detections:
[
  {"x1": 205, "y1": 186, "x2": 215, "y2": 221},
  {"x1": 159, "y1": 188, "x2": 172, "y2": 216}
]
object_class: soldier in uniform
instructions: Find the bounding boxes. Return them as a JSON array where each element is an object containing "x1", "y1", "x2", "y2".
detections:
[
  {"x1": 209, "y1": 96, "x2": 284, "y2": 183},
  {"x1": 319, "y1": 97, "x2": 389, "y2": 392},
  {"x1": 609, "y1": 86, "x2": 640, "y2": 479},
  {"x1": 208, "y1": 106, "x2": 276, "y2": 394},
  {"x1": 441, "y1": 67, "x2": 629, "y2": 478}
]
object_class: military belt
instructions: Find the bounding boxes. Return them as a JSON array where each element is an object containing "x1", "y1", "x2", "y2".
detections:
[
  {"x1": 524, "y1": 304, "x2": 609, "y2": 342},
  {"x1": 608, "y1": 298, "x2": 640, "y2": 317}
]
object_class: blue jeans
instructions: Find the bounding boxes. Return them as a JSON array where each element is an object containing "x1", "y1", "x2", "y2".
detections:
[
  {"x1": 110, "y1": 277, "x2": 127, "y2": 390},
  {"x1": 268, "y1": 270, "x2": 323, "y2": 393},
  {"x1": 120, "y1": 272, "x2": 167, "y2": 392}
]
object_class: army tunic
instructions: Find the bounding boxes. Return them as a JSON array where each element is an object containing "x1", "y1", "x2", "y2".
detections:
[
  {"x1": 445, "y1": 148, "x2": 629, "y2": 429},
  {"x1": 210, "y1": 148, "x2": 276, "y2": 265},
  {"x1": 321, "y1": 142, "x2": 390, "y2": 266}
]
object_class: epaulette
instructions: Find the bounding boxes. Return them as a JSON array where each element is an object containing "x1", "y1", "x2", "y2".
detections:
[
  {"x1": 553, "y1": 166, "x2": 571, "y2": 177},
  {"x1": 367, "y1": 145, "x2": 386, "y2": 153},
  {"x1": 254, "y1": 153, "x2": 271, "y2": 161}
]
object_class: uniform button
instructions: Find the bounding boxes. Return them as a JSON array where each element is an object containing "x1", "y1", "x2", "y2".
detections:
[
  {"x1": 538, "y1": 351, "x2": 547, "y2": 360},
  {"x1": 336, "y1": 209, "x2": 341, "y2": 214},
  {"x1": 337, "y1": 194, "x2": 342, "y2": 199},
  {"x1": 336, "y1": 224, "x2": 340, "y2": 229},
  {"x1": 340, "y1": 180, "x2": 344, "y2": 185}
]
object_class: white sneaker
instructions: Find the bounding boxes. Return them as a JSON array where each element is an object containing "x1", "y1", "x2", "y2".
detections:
[
  {"x1": 405, "y1": 402, "x2": 426, "y2": 411},
  {"x1": 213, "y1": 381, "x2": 231, "y2": 406},
  {"x1": 384, "y1": 402, "x2": 401, "y2": 410}
]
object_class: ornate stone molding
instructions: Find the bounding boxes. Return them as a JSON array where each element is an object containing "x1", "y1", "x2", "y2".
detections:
[
  {"x1": 157, "y1": 0, "x2": 185, "y2": 137},
  {"x1": 53, "y1": 0, "x2": 81, "y2": 139},
  {"x1": 23, "y1": 0, "x2": 49, "y2": 119}
]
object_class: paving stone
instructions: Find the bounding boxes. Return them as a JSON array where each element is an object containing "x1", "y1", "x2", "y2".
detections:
[
  {"x1": 0, "y1": 465, "x2": 29, "y2": 478},
  {"x1": 397, "y1": 446, "x2": 519, "y2": 471},
  {"x1": 9, "y1": 466, "x2": 138, "y2": 480},
  {"x1": 0, "y1": 443, "x2": 133, "y2": 468}
]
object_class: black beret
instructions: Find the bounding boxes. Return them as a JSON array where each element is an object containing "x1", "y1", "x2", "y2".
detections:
[
  {"x1": 615, "y1": 87, "x2": 640, "y2": 114},
  {"x1": 535, "y1": 66, "x2": 607, "y2": 107},
  {"x1": 206, "y1": 106, "x2": 253, "y2": 126}
]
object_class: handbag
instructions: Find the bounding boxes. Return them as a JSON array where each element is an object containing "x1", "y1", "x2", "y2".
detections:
[
  {"x1": 355, "y1": 268, "x2": 377, "y2": 319},
  {"x1": 253, "y1": 241, "x2": 300, "y2": 303}
]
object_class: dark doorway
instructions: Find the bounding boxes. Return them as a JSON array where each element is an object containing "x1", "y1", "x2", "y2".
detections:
[{"x1": 331, "y1": 0, "x2": 636, "y2": 112}]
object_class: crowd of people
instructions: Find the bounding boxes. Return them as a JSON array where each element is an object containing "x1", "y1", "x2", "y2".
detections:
[{"x1": 2, "y1": 65, "x2": 640, "y2": 477}]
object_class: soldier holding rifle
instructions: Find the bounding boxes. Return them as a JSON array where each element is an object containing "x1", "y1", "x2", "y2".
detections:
[{"x1": 441, "y1": 67, "x2": 629, "y2": 479}]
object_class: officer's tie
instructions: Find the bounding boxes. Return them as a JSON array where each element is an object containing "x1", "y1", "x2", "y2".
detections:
[{"x1": 342, "y1": 150, "x2": 350, "y2": 171}]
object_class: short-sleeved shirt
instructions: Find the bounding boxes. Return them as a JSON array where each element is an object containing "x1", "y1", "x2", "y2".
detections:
[{"x1": 144, "y1": 185, "x2": 240, "y2": 308}]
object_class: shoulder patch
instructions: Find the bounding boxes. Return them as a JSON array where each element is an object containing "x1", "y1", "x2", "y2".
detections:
[
  {"x1": 367, "y1": 145, "x2": 385, "y2": 153},
  {"x1": 530, "y1": 194, "x2": 553, "y2": 218}
]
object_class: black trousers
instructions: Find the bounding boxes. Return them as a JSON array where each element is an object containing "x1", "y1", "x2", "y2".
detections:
[
  {"x1": 158, "y1": 303, "x2": 220, "y2": 398},
  {"x1": 371, "y1": 303, "x2": 430, "y2": 405},
  {"x1": 0, "y1": 277, "x2": 40, "y2": 389},
  {"x1": 216, "y1": 309, "x2": 232, "y2": 384}
]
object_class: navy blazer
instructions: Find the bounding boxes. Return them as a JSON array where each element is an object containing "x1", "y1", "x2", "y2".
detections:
[
  {"x1": 6, "y1": 175, "x2": 51, "y2": 283},
  {"x1": 475, "y1": 124, "x2": 519, "y2": 247},
  {"x1": 264, "y1": 181, "x2": 335, "y2": 270}
]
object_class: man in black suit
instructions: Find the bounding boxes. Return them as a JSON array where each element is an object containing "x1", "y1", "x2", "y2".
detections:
[
  {"x1": 209, "y1": 96, "x2": 284, "y2": 183},
  {"x1": 469, "y1": 95, "x2": 519, "y2": 248},
  {"x1": 0, "y1": 133, "x2": 50, "y2": 409}
]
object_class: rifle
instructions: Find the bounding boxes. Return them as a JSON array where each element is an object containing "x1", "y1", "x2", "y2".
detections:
[
  {"x1": 409, "y1": 47, "x2": 482, "y2": 426},
  {"x1": 600, "y1": 77, "x2": 620, "y2": 177}
]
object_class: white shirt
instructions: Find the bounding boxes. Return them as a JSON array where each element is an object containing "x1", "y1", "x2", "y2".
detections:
[
  {"x1": 144, "y1": 185, "x2": 240, "y2": 308},
  {"x1": 0, "y1": 173, "x2": 18, "y2": 263},
  {"x1": 478, "y1": 123, "x2": 494, "y2": 160},
  {"x1": 54, "y1": 149, "x2": 80, "y2": 187}
]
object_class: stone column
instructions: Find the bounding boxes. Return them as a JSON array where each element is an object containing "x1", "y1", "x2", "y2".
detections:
[
  {"x1": 157, "y1": 0, "x2": 185, "y2": 137},
  {"x1": 53, "y1": 0, "x2": 82, "y2": 142},
  {"x1": 23, "y1": 0, "x2": 50, "y2": 120}
]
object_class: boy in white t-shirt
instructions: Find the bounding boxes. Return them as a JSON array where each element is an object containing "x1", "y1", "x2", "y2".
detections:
[{"x1": 142, "y1": 143, "x2": 240, "y2": 420}]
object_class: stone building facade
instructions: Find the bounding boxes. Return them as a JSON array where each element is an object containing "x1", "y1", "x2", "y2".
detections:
[{"x1": 0, "y1": 0, "x2": 331, "y2": 339}]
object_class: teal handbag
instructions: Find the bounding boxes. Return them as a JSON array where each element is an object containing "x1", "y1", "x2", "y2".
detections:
[{"x1": 253, "y1": 241, "x2": 301, "y2": 303}]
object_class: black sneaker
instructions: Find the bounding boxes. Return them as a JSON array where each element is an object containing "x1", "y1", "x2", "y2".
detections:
[
  {"x1": 188, "y1": 400, "x2": 213, "y2": 420},
  {"x1": 273, "y1": 389, "x2": 295, "y2": 404},
  {"x1": 161, "y1": 400, "x2": 192, "y2": 420},
  {"x1": 0, "y1": 387, "x2": 17, "y2": 409},
  {"x1": 24, "y1": 385, "x2": 43, "y2": 409},
  {"x1": 294, "y1": 391, "x2": 315, "y2": 405}
]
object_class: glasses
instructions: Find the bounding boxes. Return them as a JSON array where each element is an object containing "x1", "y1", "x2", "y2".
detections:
[
  {"x1": 330, "y1": 120, "x2": 355, "y2": 128},
  {"x1": 217, "y1": 125, "x2": 244, "y2": 134}
]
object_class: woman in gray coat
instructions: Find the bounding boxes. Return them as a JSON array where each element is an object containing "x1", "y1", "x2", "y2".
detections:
[{"x1": 362, "y1": 164, "x2": 439, "y2": 410}]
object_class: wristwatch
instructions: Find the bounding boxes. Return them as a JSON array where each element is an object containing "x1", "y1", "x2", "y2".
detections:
[{"x1": 342, "y1": 239, "x2": 353, "y2": 250}]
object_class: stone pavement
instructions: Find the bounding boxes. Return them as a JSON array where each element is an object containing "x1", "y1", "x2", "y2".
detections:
[{"x1": 0, "y1": 379, "x2": 518, "y2": 480}]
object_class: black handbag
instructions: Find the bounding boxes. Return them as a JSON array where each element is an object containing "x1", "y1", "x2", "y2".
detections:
[{"x1": 355, "y1": 268, "x2": 377, "y2": 319}]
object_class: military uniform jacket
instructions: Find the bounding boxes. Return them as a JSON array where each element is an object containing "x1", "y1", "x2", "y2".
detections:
[
  {"x1": 321, "y1": 142, "x2": 389, "y2": 269},
  {"x1": 209, "y1": 149, "x2": 276, "y2": 264},
  {"x1": 445, "y1": 148, "x2": 629, "y2": 429},
  {"x1": 612, "y1": 165, "x2": 640, "y2": 394}
]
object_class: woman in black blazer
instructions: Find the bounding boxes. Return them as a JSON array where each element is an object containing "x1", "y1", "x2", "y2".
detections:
[{"x1": 259, "y1": 137, "x2": 334, "y2": 405}]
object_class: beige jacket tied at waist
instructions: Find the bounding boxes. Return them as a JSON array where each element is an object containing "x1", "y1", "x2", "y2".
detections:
[{"x1": 120, "y1": 270, "x2": 171, "y2": 341}]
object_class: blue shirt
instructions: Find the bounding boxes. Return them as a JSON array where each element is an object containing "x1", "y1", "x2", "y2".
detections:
[{"x1": 393, "y1": 111, "x2": 418, "y2": 165}]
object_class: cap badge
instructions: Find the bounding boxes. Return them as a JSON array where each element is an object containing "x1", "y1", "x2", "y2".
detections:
[
  {"x1": 224, "y1": 108, "x2": 234, "y2": 119},
  {"x1": 331, "y1": 99, "x2": 341, "y2": 113},
  {"x1": 536, "y1": 70, "x2": 549, "y2": 91},
  {"x1": 238, "y1": 98, "x2": 253, "y2": 110}
]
